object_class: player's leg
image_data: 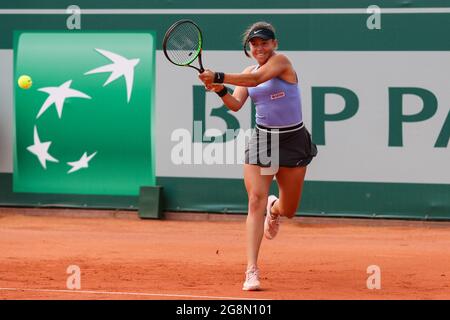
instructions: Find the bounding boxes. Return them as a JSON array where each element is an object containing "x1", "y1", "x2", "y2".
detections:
[
  {"x1": 264, "y1": 166, "x2": 307, "y2": 240},
  {"x1": 272, "y1": 166, "x2": 307, "y2": 218},
  {"x1": 243, "y1": 164, "x2": 274, "y2": 290},
  {"x1": 244, "y1": 163, "x2": 274, "y2": 268}
]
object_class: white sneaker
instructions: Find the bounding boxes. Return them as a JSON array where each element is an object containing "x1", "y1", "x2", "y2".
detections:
[
  {"x1": 264, "y1": 195, "x2": 280, "y2": 240},
  {"x1": 242, "y1": 266, "x2": 260, "y2": 291}
]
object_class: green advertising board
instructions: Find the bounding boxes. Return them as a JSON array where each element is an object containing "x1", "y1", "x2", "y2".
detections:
[{"x1": 13, "y1": 31, "x2": 156, "y2": 195}]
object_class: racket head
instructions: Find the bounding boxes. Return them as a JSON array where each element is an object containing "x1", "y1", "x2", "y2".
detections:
[{"x1": 163, "y1": 19, "x2": 204, "y2": 71}]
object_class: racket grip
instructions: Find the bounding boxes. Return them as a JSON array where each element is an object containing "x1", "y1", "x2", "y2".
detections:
[{"x1": 198, "y1": 51, "x2": 205, "y2": 73}]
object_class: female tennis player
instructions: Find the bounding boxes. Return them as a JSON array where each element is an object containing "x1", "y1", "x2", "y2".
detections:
[{"x1": 199, "y1": 22, "x2": 317, "y2": 291}]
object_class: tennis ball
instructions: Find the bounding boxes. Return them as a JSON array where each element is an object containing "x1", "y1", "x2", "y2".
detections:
[{"x1": 18, "y1": 75, "x2": 32, "y2": 89}]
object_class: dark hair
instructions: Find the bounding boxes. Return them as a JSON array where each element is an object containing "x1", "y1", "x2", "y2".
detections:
[{"x1": 242, "y1": 22, "x2": 276, "y2": 57}]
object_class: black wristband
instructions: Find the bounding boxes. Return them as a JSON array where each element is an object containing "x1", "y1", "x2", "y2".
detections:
[
  {"x1": 215, "y1": 86, "x2": 228, "y2": 97},
  {"x1": 214, "y1": 72, "x2": 225, "y2": 84}
]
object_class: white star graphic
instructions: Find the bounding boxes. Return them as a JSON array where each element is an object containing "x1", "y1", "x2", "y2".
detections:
[
  {"x1": 84, "y1": 48, "x2": 140, "y2": 103},
  {"x1": 67, "y1": 151, "x2": 97, "y2": 174},
  {"x1": 37, "y1": 80, "x2": 91, "y2": 119},
  {"x1": 26, "y1": 126, "x2": 59, "y2": 169}
]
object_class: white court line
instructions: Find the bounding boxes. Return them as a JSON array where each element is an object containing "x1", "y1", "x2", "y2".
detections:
[
  {"x1": 0, "y1": 287, "x2": 269, "y2": 300},
  {"x1": 0, "y1": 8, "x2": 449, "y2": 14}
]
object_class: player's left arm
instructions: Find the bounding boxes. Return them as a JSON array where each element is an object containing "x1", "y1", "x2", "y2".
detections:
[{"x1": 199, "y1": 54, "x2": 291, "y2": 87}]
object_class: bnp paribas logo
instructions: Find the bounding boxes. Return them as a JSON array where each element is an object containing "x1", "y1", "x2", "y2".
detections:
[
  {"x1": 28, "y1": 49, "x2": 139, "y2": 172},
  {"x1": 14, "y1": 32, "x2": 156, "y2": 196}
]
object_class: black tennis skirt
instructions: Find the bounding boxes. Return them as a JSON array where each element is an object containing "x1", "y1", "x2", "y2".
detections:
[{"x1": 245, "y1": 122, "x2": 318, "y2": 167}]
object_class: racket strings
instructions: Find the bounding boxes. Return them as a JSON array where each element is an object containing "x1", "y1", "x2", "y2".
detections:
[{"x1": 165, "y1": 22, "x2": 201, "y2": 65}]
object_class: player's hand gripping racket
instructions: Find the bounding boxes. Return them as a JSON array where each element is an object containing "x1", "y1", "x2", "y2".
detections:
[{"x1": 163, "y1": 19, "x2": 205, "y2": 73}]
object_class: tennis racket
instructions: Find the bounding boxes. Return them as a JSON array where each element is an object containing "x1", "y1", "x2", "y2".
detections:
[{"x1": 163, "y1": 19, "x2": 205, "y2": 73}]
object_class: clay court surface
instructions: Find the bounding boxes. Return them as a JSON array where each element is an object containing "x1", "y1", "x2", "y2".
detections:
[{"x1": 1, "y1": 207, "x2": 450, "y2": 300}]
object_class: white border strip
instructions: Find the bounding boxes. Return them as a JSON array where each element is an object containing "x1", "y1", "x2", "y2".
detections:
[
  {"x1": 0, "y1": 287, "x2": 269, "y2": 300},
  {"x1": 0, "y1": 8, "x2": 449, "y2": 14}
]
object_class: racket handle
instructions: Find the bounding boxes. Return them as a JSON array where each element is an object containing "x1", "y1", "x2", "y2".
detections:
[{"x1": 198, "y1": 51, "x2": 205, "y2": 73}]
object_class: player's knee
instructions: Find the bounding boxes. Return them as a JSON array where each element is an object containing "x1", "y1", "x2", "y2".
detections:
[
  {"x1": 278, "y1": 203, "x2": 297, "y2": 218},
  {"x1": 248, "y1": 193, "x2": 266, "y2": 212}
]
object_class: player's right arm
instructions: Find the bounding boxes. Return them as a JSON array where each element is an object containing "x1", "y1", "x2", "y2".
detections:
[{"x1": 205, "y1": 65, "x2": 254, "y2": 112}]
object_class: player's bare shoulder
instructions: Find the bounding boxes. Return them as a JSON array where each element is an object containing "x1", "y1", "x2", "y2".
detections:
[{"x1": 270, "y1": 53, "x2": 293, "y2": 66}]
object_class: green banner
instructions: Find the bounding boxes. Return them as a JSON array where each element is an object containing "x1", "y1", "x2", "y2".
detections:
[{"x1": 13, "y1": 31, "x2": 156, "y2": 195}]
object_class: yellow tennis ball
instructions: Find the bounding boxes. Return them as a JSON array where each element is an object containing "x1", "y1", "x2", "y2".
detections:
[{"x1": 18, "y1": 75, "x2": 32, "y2": 89}]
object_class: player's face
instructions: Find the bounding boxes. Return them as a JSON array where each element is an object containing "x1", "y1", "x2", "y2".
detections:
[{"x1": 249, "y1": 38, "x2": 277, "y2": 64}]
